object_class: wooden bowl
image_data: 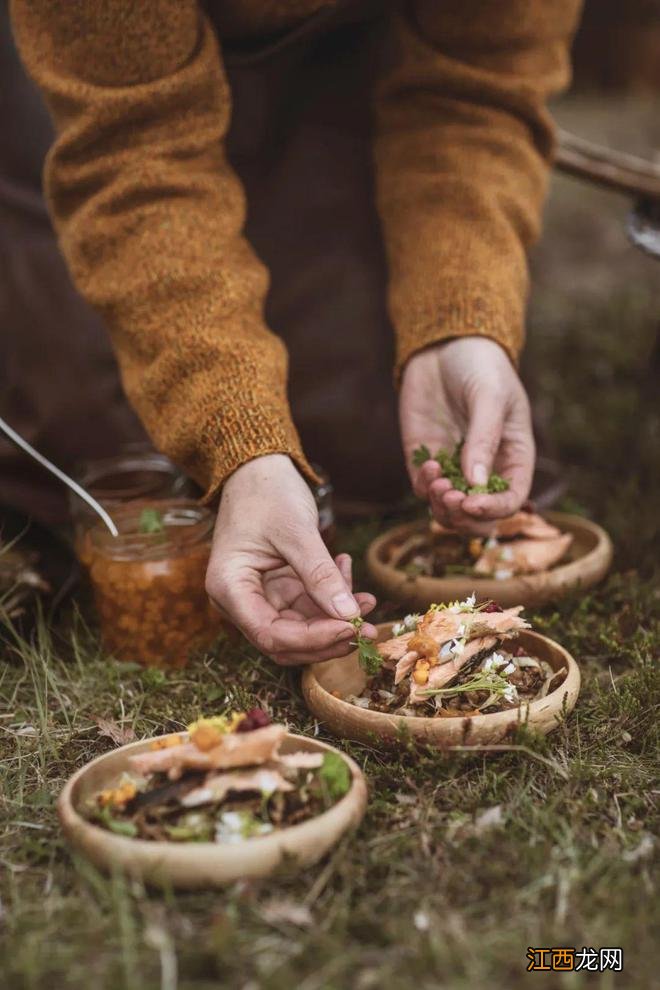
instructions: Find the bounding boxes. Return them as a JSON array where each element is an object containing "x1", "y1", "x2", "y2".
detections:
[
  {"x1": 366, "y1": 511, "x2": 612, "y2": 610},
  {"x1": 58, "y1": 733, "x2": 367, "y2": 888},
  {"x1": 303, "y1": 626, "x2": 580, "y2": 748}
]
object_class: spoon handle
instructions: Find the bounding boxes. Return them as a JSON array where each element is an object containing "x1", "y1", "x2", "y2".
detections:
[{"x1": 0, "y1": 416, "x2": 119, "y2": 537}]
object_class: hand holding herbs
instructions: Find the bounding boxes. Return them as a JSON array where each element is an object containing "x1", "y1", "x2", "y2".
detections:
[
  {"x1": 85, "y1": 709, "x2": 353, "y2": 843},
  {"x1": 399, "y1": 338, "x2": 535, "y2": 527},
  {"x1": 412, "y1": 440, "x2": 509, "y2": 496}
]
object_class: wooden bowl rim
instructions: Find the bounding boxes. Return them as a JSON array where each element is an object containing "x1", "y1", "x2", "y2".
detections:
[
  {"x1": 58, "y1": 731, "x2": 367, "y2": 874},
  {"x1": 366, "y1": 510, "x2": 612, "y2": 597},
  {"x1": 303, "y1": 627, "x2": 580, "y2": 736}
]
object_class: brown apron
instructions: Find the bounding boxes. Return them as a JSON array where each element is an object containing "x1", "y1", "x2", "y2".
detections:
[{"x1": 0, "y1": 0, "x2": 408, "y2": 528}]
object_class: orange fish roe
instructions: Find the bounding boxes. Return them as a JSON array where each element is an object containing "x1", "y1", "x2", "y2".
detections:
[
  {"x1": 408, "y1": 633, "x2": 439, "y2": 663},
  {"x1": 190, "y1": 723, "x2": 224, "y2": 751},
  {"x1": 150, "y1": 734, "x2": 184, "y2": 751},
  {"x1": 98, "y1": 780, "x2": 137, "y2": 809},
  {"x1": 413, "y1": 660, "x2": 431, "y2": 685}
]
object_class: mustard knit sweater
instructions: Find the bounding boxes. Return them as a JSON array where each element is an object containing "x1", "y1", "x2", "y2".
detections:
[{"x1": 10, "y1": 0, "x2": 581, "y2": 499}]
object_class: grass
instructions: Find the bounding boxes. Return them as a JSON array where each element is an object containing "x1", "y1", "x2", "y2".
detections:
[{"x1": 1, "y1": 96, "x2": 659, "y2": 989}]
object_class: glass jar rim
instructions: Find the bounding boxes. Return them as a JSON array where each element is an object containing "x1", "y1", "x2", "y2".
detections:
[
  {"x1": 89, "y1": 499, "x2": 214, "y2": 561},
  {"x1": 75, "y1": 451, "x2": 188, "y2": 501}
]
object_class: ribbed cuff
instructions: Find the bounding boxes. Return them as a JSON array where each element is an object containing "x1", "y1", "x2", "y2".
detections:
[
  {"x1": 197, "y1": 402, "x2": 321, "y2": 506},
  {"x1": 393, "y1": 287, "x2": 524, "y2": 384}
]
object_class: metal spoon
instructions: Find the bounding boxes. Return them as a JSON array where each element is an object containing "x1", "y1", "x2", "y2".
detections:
[{"x1": 0, "y1": 415, "x2": 119, "y2": 537}]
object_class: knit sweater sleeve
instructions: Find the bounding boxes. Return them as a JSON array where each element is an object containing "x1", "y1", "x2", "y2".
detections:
[
  {"x1": 373, "y1": 0, "x2": 581, "y2": 373},
  {"x1": 9, "y1": 0, "x2": 316, "y2": 500}
]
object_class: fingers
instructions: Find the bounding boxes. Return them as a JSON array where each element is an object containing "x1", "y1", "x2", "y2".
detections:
[
  {"x1": 281, "y1": 529, "x2": 360, "y2": 621},
  {"x1": 272, "y1": 610, "x2": 378, "y2": 666},
  {"x1": 461, "y1": 390, "x2": 505, "y2": 488},
  {"x1": 336, "y1": 553, "x2": 353, "y2": 591},
  {"x1": 278, "y1": 592, "x2": 376, "y2": 624},
  {"x1": 413, "y1": 458, "x2": 441, "y2": 499},
  {"x1": 462, "y1": 435, "x2": 535, "y2": 519}
]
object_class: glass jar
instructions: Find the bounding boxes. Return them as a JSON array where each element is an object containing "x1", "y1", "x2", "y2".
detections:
[
  {"x1": 71, "y1": 451, "x2": 195, "y2": 566},
  {"x1": 87, "y1": 500, "x2": 222, "y2": 668},
  {"x1": 311, "y1": 463, "x2": 336, "y2": 551}
]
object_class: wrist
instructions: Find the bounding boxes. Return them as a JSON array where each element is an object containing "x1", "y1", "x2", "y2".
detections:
[{"x1": 224, "y1": 453, "x2": 297, "y2": 493}]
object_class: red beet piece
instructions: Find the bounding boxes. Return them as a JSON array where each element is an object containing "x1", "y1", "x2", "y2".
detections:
[{"x1": 235, "y1": 707, "x2": 271, "y2": 732}]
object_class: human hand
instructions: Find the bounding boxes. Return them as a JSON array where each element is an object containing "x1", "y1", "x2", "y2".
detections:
[
  {"x1": 205, "y1": 454, "x2": 377, "y2": 665},
  {"x1": 399, "y1": 337, "x2": 535, "y2": 531}
]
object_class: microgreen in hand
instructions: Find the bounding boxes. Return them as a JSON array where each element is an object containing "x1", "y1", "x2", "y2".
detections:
[
  {"x1": 138, "y1": 507, "x2": 165, "y2": 534},
  {"x1": 412, "y1": 440, "x2": 509, "y2": 495},
  {"x1": 350, "y1": 616, "x2": 382, "y2": 677}
]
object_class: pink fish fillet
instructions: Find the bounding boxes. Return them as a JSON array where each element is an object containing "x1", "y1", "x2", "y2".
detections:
[
  {"x1": 394, "y1": 651, "x2": 418, "y2": 685},
  {"x1": 379, "y1": 611, "x2": 465, "y2": 664},
  {"x1": 475, "y1": 534, "x2": 572, "y2": 576},
  {"x1": 409, "y1": 636, "x2": 498, "y2": 704},
  {"x1": 182, "y1": 766, "x2": 294, "y2": 808},
  {"x1": 129, "y1": 724, "x2": 287, "y2": 779},
  {"x1": 465, "y1": 605, "x2": 529, "y2": 637},
  {"x1": 491, "y1": 512, "x2": 562, "y2": 540}
]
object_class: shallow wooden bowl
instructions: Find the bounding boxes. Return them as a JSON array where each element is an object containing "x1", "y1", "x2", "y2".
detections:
[
  {"x1": 58, "y1": 733, "x2": 367, "y2": 888},
  {"x1": 366, "y1": 511, "x2": 612, "y2": 610},
  {"x1": 303, "y1": 626, "x2": 580, "y2": 748}
]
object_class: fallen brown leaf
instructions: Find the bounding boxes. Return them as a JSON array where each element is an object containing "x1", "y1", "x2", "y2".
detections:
[{"x1": 93, "y1": 716, "x2": 136, "y2": 747}]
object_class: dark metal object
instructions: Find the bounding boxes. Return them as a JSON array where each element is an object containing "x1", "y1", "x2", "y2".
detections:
[{"x1": 555, "y1": 129, "x2": 660, "y2": 260}]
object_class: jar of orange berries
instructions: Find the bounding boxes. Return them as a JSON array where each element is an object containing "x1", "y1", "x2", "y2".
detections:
[{"x1": 87, "y1": 500, "x2": 221, "y2": 668}]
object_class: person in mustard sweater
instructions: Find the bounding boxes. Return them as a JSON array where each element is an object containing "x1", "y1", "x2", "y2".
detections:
[{"x1": 9, "y1": 0, "x2": 581, "y2": 663}]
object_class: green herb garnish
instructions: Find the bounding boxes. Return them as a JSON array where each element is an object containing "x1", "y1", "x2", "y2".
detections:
[
  {"x1": 412, "y1": 440, "x2": 509, "y2": 495},
  {"x1": 319, "y1": 752, "x2": 351, "y2": 801},
  {"x1": 96, "y1": 805, "x2": 138, "y2": 837},
  {"x1": 350, "y1": 616, "x2": 383, "y2": 676},
  {"x1": 138, "y1": 507, "x2": 165, "y2": 534},
  {"x1": 412, "y1": 444, "x2": 432, "y2": 467}
]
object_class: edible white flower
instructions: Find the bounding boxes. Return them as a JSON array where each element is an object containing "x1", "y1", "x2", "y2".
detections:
[
  {"x1": 392, "y1": 621, "x2": 406, "y2": 637},
  {"x1": 486, "y1": 537, "x2": 499, "y2": 550},
  {"x1": 503, "y1": 684, "x2": 518, "y2": 703},
  {"x1": 459, "y1": 593, "x2": 476, "y2": 610},
  {"x1": 503, "y1": 662, "x2": 516, "y2": 676},
  {"x1": 494, "y1": 568, "x2": 513, "y2": 581},
  {"x1": 500, "y1": 546, "x2": 515, "y2": 562},
  {"x1": 403, "y1": 613, "x2": 419, "y2": 631},
  {"x1": 254, "y1": 771, "x2": 281, "y2": 797},
  {"x1": 482, "y1": 657, "x2": 494, "y2": 673},
  {"x1": 413, "y1": 910, "x2": 430, "y2": 932},
  {"x1": 490, "y1": 652, "x2": 506, "y2": 669}
]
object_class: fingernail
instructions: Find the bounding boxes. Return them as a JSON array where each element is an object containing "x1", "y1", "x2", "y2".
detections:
[
  {"x1": 332, "y1": 592, "x2": 358, "y2": 619},
  {"x1": 473, "y1": 463, "x2": 488, "y2": 486}
]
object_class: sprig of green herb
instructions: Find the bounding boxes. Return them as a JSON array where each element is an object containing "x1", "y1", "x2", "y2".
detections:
[
  {"x1": 96, "y1": 805, "x2": 138, "y2": 837},
  {"x1": 138, "y1": 507, "x2": 165, "y2": 534},
  {"x1": 319, "y1": 752, "x2": 351, "y2": 801},
  {"x1": 412, "y1": 440, "x2": 509, "y2": 495},
  {"x1": 350, "y1": 616, "x2": 383, "y2": 677},
  {"x1": 421, "y1": 670, "x2": 516, "y2": 705}
]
